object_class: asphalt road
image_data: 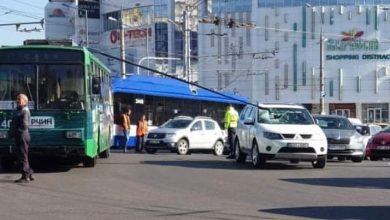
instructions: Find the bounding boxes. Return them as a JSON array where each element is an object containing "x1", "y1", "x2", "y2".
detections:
[{"x1": 0, "y1": 151, "x2": 389, "y2": 220}]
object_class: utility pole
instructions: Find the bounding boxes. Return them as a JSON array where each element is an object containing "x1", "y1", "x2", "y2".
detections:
[
  {"x1": 319, "y1": 27, "x2": 325, "y2": 115},
  {"x1": 183, "y1": 6, "x2": 191, "y2": 81},
  {"x1": 84, "y1": 10, "x2": 89, "y2": 47},
  {"x1": 120, "y1": 14, "x2": 126, "y2": 79}
]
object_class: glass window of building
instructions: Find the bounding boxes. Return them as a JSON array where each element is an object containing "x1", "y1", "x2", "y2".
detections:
[
  {"x1": 155, "y1": 0, "x2": 168, "y2": 18},
  {"x1": 212, "y1": 0, "x2": 251, "y2": 14},
  {"x1": 258, "y1": 0, "x2": 390, "y2": 8},
  {"x1": 103, "y1": 11, "x2": 120, "y2": 32}
]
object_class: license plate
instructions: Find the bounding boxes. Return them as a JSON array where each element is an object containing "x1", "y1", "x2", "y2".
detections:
[
  {"x1": 377, "y1": 146, "x2": 390, "y2": 150},
  {"x1": 287, "y1": 143, "x2": 308, "y2": 148},
  {"x1": 149, "y1": 140, "x2": 160, "y2": 144},
  {"x1": 329, "y1": 145, "x2": 346, "y2": 150}
]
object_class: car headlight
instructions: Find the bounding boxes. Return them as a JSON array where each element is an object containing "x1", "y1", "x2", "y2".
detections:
[
  {"x1": 0, "y1": 130, "x2": 7, "y2": 139},
  {"x1": 350, "y1": 134, "x2": 363, "y2": 144},
  {"x1": 263, "y1": 131, "x2": 283, "y2": 140},
  {"x1": 65, "y1": 131, "x2": 83, "y2": 139},
  {"x1": 165, "y1": 133, "x2": 176, "y2": 138}
]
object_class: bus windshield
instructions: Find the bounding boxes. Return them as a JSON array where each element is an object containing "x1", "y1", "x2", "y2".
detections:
[{"x1": 0, "y1": 64, "x2": 84, "y2": 110}]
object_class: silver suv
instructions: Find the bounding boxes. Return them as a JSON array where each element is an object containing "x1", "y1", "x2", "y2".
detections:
[{"x1": 234, "y1": 104, "x2": 327, "y2": 169}]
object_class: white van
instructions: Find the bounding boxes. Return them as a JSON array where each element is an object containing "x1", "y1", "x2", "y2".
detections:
[{"x1": 234, "y1": 103, "x2": 327, "y2": 168}]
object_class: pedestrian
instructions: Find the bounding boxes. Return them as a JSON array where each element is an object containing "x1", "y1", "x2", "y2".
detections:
[
  {"x1": 120, "y1": 108, "x2": 131, "y2": 153},
  {"x1": 9, "y1": 94, "x2": 34, "y2": 183},
  {"x1": 136, "y1": 114, "x2": 148, "y2": 153},
  {"x1": 224, "y1": 104, "x2": 239, "y2": 159}
]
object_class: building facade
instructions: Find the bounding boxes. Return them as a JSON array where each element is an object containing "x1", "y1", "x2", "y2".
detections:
[
  {"x1": 198, "y1": 0, "x2": 390, "y2": 123},
  {"x1": 45, "y1": 0, "x2": 199, "y2": 80}
]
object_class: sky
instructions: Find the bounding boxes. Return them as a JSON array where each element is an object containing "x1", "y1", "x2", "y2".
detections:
[{"x1": 0, "y1": 0, "x2": 46, "y2": 46}]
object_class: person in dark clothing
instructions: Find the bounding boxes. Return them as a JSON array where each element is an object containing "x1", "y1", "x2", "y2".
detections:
[{"x1": 9, "y1": 94, "x2": 34, "y2": 183}]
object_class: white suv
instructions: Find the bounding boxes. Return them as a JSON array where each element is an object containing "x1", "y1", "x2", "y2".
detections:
[
  {"x1": 234, "y1": 104, "x2": 327, "y2": 168},
  {"x1": 145, "y1": 116, "x2": 226, "y2": 155}
]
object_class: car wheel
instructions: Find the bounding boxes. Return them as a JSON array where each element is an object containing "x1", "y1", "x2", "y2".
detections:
[
  {"x1": 213, "y1": 140, "x2": 224, "y2": 156},
  {"x1": 234, "y1": 140, "x2": 246, "y2": 163},
  {"x1": 351, "y1": 156, "x2": 363, "y2": 163},
  {"x1": 177, "y1": 139, "x2": 189, "y2": 155},
  {"x1": 312, "y1": 156, "x2": 326, "y2": 169},
  {"x1": 252, "y1": 143, "x2": 266, "y2": 168},
  {"x1": 145, "y1": 148, "x2": 157, "y2": 154}
]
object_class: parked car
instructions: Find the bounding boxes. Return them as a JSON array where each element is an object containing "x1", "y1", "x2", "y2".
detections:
[
  {"x1": 348, "y1": 118, "x2": 363, "y2": 126},
  {"x1": 366, "y1": 126, "x2": 390, "y2": 161},
  {"x1": 234, "y1": 103, "x2": 327, "y2": 169},
  {"x1": 314, "y1": 115, "x2": 364, "y2": 162},
  {"x1": 144, "y1": 116, "x2": 225, "y2": 155},
  {"x1": 354, "y1": 124, "x2": 382, "y2": 156}
]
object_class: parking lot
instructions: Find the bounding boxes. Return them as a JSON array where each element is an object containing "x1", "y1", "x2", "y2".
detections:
[{"x1": 0, "y1": 151, "x2": 390, "y2": 220}]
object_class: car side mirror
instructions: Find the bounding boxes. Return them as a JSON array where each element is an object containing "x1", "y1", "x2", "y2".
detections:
[
  {"x1": 244, "y1": 117, "x2": 255, "y2": 125},
  {"x1": 314, "y1": 119, "x2": 319, "y2": 125}
]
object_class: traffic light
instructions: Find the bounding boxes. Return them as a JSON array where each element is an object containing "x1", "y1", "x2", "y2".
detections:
[
  {"x1": 213, "y1": 17, "x2": 221, "y2": 26},
  {"x1": 227, "y1": 18, "x2": 235, "y2": 28}
]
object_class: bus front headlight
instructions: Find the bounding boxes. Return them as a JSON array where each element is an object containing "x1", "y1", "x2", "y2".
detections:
[{"x1": 65, "y1": 131, "x2": 82, "y2": 139}]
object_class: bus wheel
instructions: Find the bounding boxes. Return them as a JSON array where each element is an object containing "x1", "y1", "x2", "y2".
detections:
[
  {"x1": 1, "y1": 157, "x2": 15, "y2": 170},
  {"x1": 99, "y1": 148, "x2": 110, "y2": 159},
  {"x1": 82, "y1": 156, "x2": 96, "y2": 167}
]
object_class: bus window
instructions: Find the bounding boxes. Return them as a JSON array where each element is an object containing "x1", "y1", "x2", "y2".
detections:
[
  {"x1": 92, "y1": 76, "x2": 101, "y2": 95},
  {"x1": 0, "y1": 65, "x2": 36, "y2": 105},
  {"x1": 38, "y1": 64, "x2": 84, "y2": 110}
]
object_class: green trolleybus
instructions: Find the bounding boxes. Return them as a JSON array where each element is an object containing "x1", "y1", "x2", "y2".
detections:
[{"x1": 0, "y1": 44, "x2": 113, "y2": 168}]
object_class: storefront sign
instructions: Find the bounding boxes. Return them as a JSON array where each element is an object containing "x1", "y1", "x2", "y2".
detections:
[
  {"x1": 326, "y1": 54, "x2": 390, "y2": 60},
  {"x1": 326, "y1": 29, "x2": 379, "y2": 51},
  {"x1": 78, "y1": 0, "x2": 100, "y2": 19},
  {"x1": 110, "y1": 28, "x2": 151, "y2": 44}
]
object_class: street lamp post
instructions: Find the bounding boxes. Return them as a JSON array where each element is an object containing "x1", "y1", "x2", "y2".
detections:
[
  {"x1": 319, "y1": 27, "x2": 325, "y2": 115},
  {"x1": 62, "y1": 3, "x2": 88, "y2": 47},
  {"x1": 109, "y1": 16, "x2": 126, "y2": 78},
  {"x1": 109, "y1": 16, "x2": 150, "y2": 77},
  {"x1": 307, "y1": 4, "x2": 326, "y2": 115}
]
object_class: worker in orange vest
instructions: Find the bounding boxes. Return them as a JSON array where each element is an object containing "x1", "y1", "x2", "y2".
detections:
[{"x1": 136, "y1": 114, "x2": 148, "y2": 153}]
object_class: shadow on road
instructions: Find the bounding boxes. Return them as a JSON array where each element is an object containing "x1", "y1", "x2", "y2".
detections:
[
  {"x1": 0, "y1": 157, "x2": 81, "y2": 174},
  {"x1": 280, "y1": 177, "x2": 390, "y2": 190},
  {"x1": 142, "y1": 159, "x2": 313, "y2": 170},
  {"x1": 260, "y1": 206, "x2": 390, "y2": 220}
]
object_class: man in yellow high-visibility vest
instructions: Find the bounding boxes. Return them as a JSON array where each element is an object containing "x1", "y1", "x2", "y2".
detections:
[{"x1": 224, "y1": 104, "x2": 239, "y2": 159}]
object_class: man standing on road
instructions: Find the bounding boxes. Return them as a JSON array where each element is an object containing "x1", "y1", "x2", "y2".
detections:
[
  {"x1": 9, "y1": 94, "x2": 34, "y2": 183},
  {"x1": 120, "y1": 108, "x2": 131, "y2": 153},
  {"x1": 224, "y1": 104, "x2": 239, "y2": 159}
]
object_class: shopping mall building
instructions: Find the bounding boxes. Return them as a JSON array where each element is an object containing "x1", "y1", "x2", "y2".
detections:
[
  {"x1": 198, "y1": 0, "x2": 390, "y2": 123},
  {"x1": 45, "y1": 0, "x2": 390, "y2": 123}
]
